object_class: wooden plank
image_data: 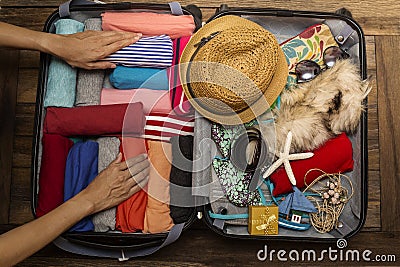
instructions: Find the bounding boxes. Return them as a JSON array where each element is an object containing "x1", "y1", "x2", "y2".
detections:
[
  {"x1": 17, "y1": 68, "x2": 38, "y2": 104},
  {"x1": 376, "y1": 35, "x2": 400, "y2": 232},
  {"x1": 15, "y1": 105, "x2": 36, "y2": 137},
  {"x1": 11, "y1": 168, "x2": 32, "y2": 202},
  {"x1": 364, "y1": 170, "x2": 380, "y2": 229},
  {"x1": 9, "y1": 167, "x2": 34, "y2": 225},
  {"x1": 19, "y1": 51, "x2": 40, "y2": 69},
  {"x1": 0, "y1": 49, "x2": 19, "y2": 224},
  {"x1": 1, "y1": 2, "x2": 400, "y2": 36},
  {"x1": 365, "y1": 36, "x2": 376, "y2": 71},
  {"x1": 4, "y1": 229, "x2": 397, "y2": 266},
  {"x1": 8, "y1": 200, "x2": 34, "y2": 225},
  {"x1": 12, "y1": 136, "x2": 33, "y2": 168},
  {"x1": 0, "y1": 8, "x2": 55, "y2": 31}
]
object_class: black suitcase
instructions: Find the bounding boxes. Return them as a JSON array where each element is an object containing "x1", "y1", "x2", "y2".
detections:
[{"x1": 31, "y1": 0, "x2": 368, "y2": 260}]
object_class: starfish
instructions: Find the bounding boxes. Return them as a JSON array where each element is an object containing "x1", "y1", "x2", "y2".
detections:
[{"x1": 262, "y1": 131, "x2": 314, "y2": 185}]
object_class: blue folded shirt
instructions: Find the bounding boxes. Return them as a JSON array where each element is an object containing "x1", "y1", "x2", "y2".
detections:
[
  {"x1": 64, "y1": 140, "x2": 99, "y2": 232},
  {"x1": 109, "y1": 66, "x2": 169, "y2": 90}
]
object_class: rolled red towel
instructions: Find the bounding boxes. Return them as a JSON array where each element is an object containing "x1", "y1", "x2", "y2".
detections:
[
  {"x1": 269, "y1": 133, "x2": 354, "y2": 196},
  {"x1": 44, "y1": 103, "x2": 145, "y2": 137},
  {"x1": 36, "y1": 134, "x2": 74, "y2": 217}
]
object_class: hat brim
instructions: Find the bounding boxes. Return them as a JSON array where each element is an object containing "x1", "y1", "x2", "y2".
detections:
[{"x1": 180, "y1": 15, "x2": 288, "y2": 125}]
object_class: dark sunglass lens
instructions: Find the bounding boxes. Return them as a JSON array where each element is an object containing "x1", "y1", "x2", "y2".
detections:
[
  {"x1": 324, "y1": 46, "x2": 349, "y2": 68},
  {"x1": 295, "y1": 60, "x2": 321, "y2": 82}
]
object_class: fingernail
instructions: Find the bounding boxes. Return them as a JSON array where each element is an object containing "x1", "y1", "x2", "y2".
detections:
[{"x1": 134, "y1": 33, "x2": 142, "y2": 40}]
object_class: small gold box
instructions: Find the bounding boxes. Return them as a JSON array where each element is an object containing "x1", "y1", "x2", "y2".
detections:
[{"x1": 248, "y1": 205, "x2": 279, "y2": 235}]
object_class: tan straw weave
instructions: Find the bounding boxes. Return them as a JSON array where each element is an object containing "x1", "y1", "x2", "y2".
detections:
[{"x1": 180, "y1": 15, "x2": 288, "y2": 125}]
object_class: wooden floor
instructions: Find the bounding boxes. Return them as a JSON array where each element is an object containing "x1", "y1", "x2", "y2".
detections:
[{"x1": 1, "y1": 0, "x2": 399, "y2": 265}]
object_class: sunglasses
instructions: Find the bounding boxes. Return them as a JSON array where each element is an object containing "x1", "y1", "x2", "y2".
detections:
[{"x1": 290, "y1": 46, "x2": 350, "y2": 83}]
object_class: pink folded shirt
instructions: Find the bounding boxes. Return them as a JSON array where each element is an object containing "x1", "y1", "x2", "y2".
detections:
[
  {"x1": 101, "y1": 12, "x2": 195, "y2": 39},
  {"x1": 101, "y1": 88, "x2": 172, "y2": 114},
  {"x1": 170, "y1": 36, "x2": 193, "y2": 115}
]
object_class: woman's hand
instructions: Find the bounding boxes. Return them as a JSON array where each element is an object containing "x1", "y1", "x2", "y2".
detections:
[
  {"x1": 0, "y1": 22, "x2": 141, "y2": 70},
  {"x1": 47, "y1": 30, "x2": 142, "y2": 69},
  {"x1": 77, "y1": 153, "x2": 149, "y2": 214}
]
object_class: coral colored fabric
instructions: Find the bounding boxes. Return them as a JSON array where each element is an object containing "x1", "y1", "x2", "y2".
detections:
[
  {"x1": 101, "y1": 12, "x2": 195, "y2": 39},
  {"x1": 44, "y1": 103, "x2": 145, "y2": 137},
  {"x1": 36, "y1": 134, "x2": 74, "y2": 217},
  {"x1": 115, "y1": 137, "x2": 148, "y2": 232},
  {"x1": 101, "y1": 88, "x2": 172, "y2": 114},
  {"x1": 170, "y1": 36, "x2": 193, "y2": 115},
  {"x1": 143, "y1": 141, "x2": 174, "y2": 233},
  {"x1": 269, "y1": 133, "x2": 354, "y2": 196},
  {"x1": 120, "y1": 137, "x2": 147, "y2": 159}
]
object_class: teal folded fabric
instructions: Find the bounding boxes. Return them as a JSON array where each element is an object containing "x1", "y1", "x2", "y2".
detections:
[
  {"x1": 109, "y1": 66, "x2": 169, "y2": 90},
  {"x1": 44, "y1": 19, "x2": 84, "y2": 107}
]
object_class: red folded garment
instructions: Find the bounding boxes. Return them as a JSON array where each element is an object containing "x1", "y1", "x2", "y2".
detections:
[
  {"x1": 36, "y1": 134, "x2": 74, "y2": 217},
  {"x1": 115, "y1": 137, "x2": 148, "y2": 232},
  {"x1": 44, "y1": 103, "x2": 145, "y2": 137},
  {"x1": 269, "y1": 133, "x2": 354, "y2": 196}
]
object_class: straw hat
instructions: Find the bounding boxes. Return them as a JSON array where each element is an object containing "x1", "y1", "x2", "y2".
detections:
[{"x1": 180, "y1": 15, "x2": 288, "y2": 125}]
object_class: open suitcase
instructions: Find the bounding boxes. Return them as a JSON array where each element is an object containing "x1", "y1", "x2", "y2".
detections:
[{"x1": 31, "y1": 0, "x2": 368, "y2": 261}]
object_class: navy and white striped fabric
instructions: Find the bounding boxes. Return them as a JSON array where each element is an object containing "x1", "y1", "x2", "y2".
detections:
[{"x1": 105, "y1": 35, "x2": 173, "y2": 68}]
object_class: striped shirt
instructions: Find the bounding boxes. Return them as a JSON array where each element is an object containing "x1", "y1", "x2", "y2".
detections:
[{"x1": 104, "y1": 35, "x2": 173, "y2": 68}]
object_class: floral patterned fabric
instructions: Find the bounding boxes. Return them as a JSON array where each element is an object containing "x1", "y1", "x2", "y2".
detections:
[
  {"x1": 211, "y1": 122, "x2": 262, "y2": 207},
  {"x1": 212, "y1": 159, "x2": 262, "y2": 207},
  {"x1": 280, "y1": 23, "x2": 338, "y2": 87}
]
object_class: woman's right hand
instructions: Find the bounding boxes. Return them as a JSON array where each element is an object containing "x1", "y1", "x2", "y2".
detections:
[{"x1": 77, "y1": 153, "x2": 149, "y2": 214}]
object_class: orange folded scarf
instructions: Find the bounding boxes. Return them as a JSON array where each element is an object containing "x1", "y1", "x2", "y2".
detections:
[
  {"x1": 102, "y1": 12, "x2": 195, "y2": 39},
  {"x1": 143, "y1": 140, "x2": 174, "y2": 233},
  {"x1": 115, "y1": 137, "x2": 148, "y2": 232}
]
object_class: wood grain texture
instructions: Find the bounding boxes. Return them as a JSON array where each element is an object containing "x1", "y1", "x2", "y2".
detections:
[
  {"x1": 1, "y1": 0, "x2": 400, "y2": 35},
  {"x1": 9, "y1": 168, "x2": 34, "y2": 224},
  {"x1": 2, "y1": 0, "x2": 399, "y2": 263},
  {"x1": 6, "y1": 229, "x2": 398, "y2": 266},
  {"x1": 376, "y1": 35, "x2": 400, "y2": 232},
  {"x1": 17, "y1": 68, "x2": 39, "y2": 104},
  {"x1": 0, "y1": 8, "x2": 55, "y2": 31},
  {"x1": 365, "y1": 170, "x2": 380, "y2": 229},
  {"x1": 0, "y1": 49, "x2": 19, "y2": 224}
]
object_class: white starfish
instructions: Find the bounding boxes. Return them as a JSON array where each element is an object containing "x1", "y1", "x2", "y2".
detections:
[{"x1": 262, "y1": 131, "x2": 314, "y2": 185}]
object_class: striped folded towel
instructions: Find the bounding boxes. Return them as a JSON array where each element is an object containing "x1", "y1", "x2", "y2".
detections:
[
  {"x1": 143, "y1": 112, "x2": 194, "y2": 142},
  {"x1": 104, "y1": 35, "x2": 173, "y2": 68}
]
